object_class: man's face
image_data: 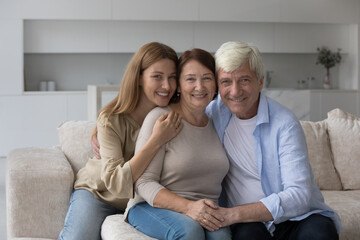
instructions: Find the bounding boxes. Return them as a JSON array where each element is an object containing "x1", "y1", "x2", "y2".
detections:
[{"x1": 218, "y1": 61, "x2": 263, "y2": 119}]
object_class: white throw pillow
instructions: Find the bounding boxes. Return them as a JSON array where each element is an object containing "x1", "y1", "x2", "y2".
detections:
[
  {"x1": 57, "y1": 120, "x2": 96, "y2": 174},
  {"x1": 327, "y1": 109, "x2": 360, "y2": 190},
  {"x1": 300, "y1": 120, "x2": 342, "y2": 190}
]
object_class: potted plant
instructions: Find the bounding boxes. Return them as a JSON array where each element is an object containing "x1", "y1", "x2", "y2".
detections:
[{"x1": 316, "y1": 47, "x2": 342, "y2": 89}]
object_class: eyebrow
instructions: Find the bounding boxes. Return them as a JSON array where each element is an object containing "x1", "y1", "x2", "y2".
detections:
[
  {"x1": 184, "y1": 73, "x2": 213, "y2": 76},
  {"x1": 203, "y1": 73, "x2": 214, "y2": 76},
  {"x1": 151, "y1": 71, "x2": 176, "y2": 75},
  {"x1": 239, "y1": 75, "x2": 252, "y2": 78}
]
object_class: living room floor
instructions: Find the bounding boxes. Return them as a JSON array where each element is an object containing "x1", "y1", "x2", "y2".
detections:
[{"x1": 1, "y1": 157, "x2": 7, "y2": 240}]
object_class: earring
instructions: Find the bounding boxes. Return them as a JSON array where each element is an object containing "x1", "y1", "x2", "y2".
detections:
[{"x1": 176, "y1": 92, "x2": 180, "y2": 97}]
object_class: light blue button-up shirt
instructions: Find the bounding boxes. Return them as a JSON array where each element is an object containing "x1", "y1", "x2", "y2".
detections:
[{"x1": 206, "y1": 92, "x2": 341, "y2": 234}]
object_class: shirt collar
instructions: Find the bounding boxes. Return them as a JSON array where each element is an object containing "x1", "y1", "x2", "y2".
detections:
[{"x1": 256, "y1": 92, "x2": 270, "y2": 126}]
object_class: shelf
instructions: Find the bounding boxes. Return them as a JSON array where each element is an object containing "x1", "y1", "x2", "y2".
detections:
[{"x1": 23, "y1": 91, "x2": 87, "y2": 95}]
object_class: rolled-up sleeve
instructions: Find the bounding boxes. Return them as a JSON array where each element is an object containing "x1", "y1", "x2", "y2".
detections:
[{"x1": 260, "y1": 122, "x2": 312, "y2": 225}]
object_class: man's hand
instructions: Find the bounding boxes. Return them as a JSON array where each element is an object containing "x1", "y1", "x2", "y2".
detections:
[
  {"x1": 185, "y1": 199, "x2": 224, "y2": 231},
  {"x1": 204, "y1": 201, "x2": 274, "y2": 227}
]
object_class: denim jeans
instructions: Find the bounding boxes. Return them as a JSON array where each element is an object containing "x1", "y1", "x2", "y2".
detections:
[
  {"x1": 128, "y1": 202, "x2": 232, "y2": 240},
  {"x1": 58, "y1": 189, "x2": 121, "y2": 240}
]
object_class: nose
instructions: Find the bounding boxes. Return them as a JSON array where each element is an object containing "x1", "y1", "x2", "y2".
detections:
[
  {"x1": 230, "y1": 82, "x2": 243, "y2": 96},
  {"x1": 195, "y1": 79, "x2": 204, "y2": 90},
  {"x1": 162, "y1": 79, "x2": 170, "y2": 90}
]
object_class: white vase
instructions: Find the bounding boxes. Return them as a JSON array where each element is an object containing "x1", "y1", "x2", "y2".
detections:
[{"x1": 323, "y1": 68, "x2": 332, "y2": 89}]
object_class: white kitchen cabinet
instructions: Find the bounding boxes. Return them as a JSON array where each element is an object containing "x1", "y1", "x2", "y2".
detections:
[
  {"x1": 24, "y1": 20, "x2": 195, "y2": 54},
  {"x1": 107, "y1": 21, "x2": 194, "y2": 53},
  {"x1": 198, "y1": 0, "x2": 281, "y2": 22},
  {"x1": 310, "y1": 90, "x2": 358, "y2": 121},
  {"x1": 0, "y1": 93, "x2": 88, "y2": 156},
  {"x1": 24, "y1": 20, "x2": 352, "y2": 54},
  {"x1": 0, "y1": 19, "x2": 23, "y2": 95},
  {"x1": 274, "y1": 23, "x2": 350, "y2": 53},
  {"x1": 24, "y1": 20, "x2": 109, "y2": 53},
  {"x1": 265, "y1": 89, "x2": 358, "y2": 122},
  {"x1": 0, "y1": 1, "x2": 19, "y2": 19},
  {"x1": 198, "y1": 0, "x2": 358, "y2": 24},
  {"x1": 281, "y1": 0, "x2": 358, "y2": 24},
  {"x1": 193, "y1": 22, "x2": 275, "y2": 53},
  {"x1": 3, "y1": 0, "x2": 358, "y2": 24},
  {"x1": 66, "y1": 92, "x2": 88, "y2": 121},
  {"x1": 263, "y1": 89, "x2": 311, "y2": 120},
  {"x1": 15, "y1": 0, "x2": 111, "y2": 20},
  {"x1": 112, "y1": 0, "x2": 199, "y2": 21},
  {"x1": 0, "y1": 94, "x2": 66, "y2": 156}
]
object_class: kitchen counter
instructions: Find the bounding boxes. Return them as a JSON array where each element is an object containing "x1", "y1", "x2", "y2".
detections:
[{"x1": 263, "y1": 89, "x2": 358, "y2": 121}]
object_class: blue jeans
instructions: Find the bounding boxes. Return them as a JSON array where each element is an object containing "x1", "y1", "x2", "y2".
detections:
[
  {"x1": 58, "y1": 189, "x2": 121, "y2": 240},
  {"x1": 128, "y1": 202, "x2": 232, "y2": 240}
]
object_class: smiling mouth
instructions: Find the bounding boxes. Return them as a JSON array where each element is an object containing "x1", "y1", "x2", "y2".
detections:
[
  {"x1": 156, "y1": 92, "x2": 170, "y2": 97},
  {"x1": 192, "y1": 93, "x2": 208, "y2": 98},
  {"x1": 229, "y1": 97, "x2": 246, "y2": 102}
]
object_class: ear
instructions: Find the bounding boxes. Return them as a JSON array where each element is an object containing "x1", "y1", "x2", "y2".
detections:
[{"x1": 259, "y1": 76, "x2": 264, "y2": 91}]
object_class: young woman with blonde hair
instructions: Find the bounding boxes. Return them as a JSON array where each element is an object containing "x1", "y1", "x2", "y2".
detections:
[{"x1": 58, "y1": 42, "x2": 183, "y2": 240}]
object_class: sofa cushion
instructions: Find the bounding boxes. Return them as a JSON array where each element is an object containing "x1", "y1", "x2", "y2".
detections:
[
  {"x1": 327, "y1": 109, "x2": 360, "y2": 190},
  {"x1": 7, "y1": 148, "x2": 73, "y2": 239},
  {"x1": 101, "y1": 214, "x2": 156, "y2": 240},
  {"x1": 57, "y1": 120, "x2": 96, "y2": 174},
  {"x1": 300, "y1": 120, "x2": 342, "y2": 190},
  {"x1": 322, "y1": 190, "x2": 360, "y2": 240}
]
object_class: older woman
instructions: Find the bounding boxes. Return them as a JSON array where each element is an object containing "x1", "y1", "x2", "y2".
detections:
[{"x1": 126, "y1": 49, "x2": 231, "y2": 240}]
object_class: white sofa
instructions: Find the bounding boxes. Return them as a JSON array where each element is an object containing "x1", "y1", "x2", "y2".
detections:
[{"x1": 6, "y1": 108, "x2": 360, "y2": 240}]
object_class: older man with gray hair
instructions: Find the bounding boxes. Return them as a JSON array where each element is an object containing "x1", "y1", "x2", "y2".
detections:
[{"x1": 205, "y1": 41, "x2": 341, "y2": 240}]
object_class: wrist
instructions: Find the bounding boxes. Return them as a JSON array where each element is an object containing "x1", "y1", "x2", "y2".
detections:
[
  {"x1": 228, "y1": 206, "x2": 242, "y2": 224},
  {"x1": 147, "y1": 135, "x2": 162, "y2": 150},
  {"x1": 182, "y1": 199, "x2": 192, "y2": 215}
]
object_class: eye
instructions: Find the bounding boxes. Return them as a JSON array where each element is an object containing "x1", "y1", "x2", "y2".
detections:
[
  {"x1": 186, "y1": 77, "x2": 196, "y2": 81},
  {"x1": 240, "y1": 78, "x2": 251, "y2": 85},
  {"x1": 203, "y1": 76, "x2": 213, "y2": 81},
  {"x1": 169, "y1": 75, "x2": 177, "y2": 80},
  {"x1": 220, "y1": 79, "x2": 231, "y2": 85},
  {"x1": 152, "y1": 74, "x2": 162, "y2": 79}
]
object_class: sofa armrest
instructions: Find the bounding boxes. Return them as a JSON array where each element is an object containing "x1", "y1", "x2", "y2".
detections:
[{"x1": 6, "y1": 147, "x2": 74, "y2": 239}]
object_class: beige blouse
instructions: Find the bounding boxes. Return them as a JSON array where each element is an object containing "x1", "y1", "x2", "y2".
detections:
[{"x1": 74, "y1": 113, "x2": 140, "y2": 211}]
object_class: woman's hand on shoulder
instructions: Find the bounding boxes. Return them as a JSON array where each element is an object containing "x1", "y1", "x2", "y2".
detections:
[
  {"x1": 185, "y1": 199, "x2": 224, "y2": 232},
  {"x1": 151, "y1": 110, "x2": 183, "y2": 146}
]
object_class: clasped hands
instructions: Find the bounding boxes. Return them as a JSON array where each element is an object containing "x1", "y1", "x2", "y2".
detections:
[{"x1": 185, "y1": 199, "x2": 231, "y2": 232}]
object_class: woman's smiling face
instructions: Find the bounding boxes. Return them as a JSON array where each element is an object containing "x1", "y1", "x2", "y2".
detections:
[
  {"x1": 178, "y1": 59, "x2": 216, "y2": 111},
  {"x1": 140, "y1": 58, "x2": 177, "y2": 107}
]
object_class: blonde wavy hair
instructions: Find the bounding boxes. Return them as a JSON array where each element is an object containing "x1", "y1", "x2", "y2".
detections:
[{"x1": 91, "y1": 42, "x2": 178, "y2": 137}]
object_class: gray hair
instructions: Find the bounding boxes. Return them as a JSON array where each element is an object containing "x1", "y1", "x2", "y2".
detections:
[{"x1": 215, "y1": 41, "x2": 264, "y2": 81}]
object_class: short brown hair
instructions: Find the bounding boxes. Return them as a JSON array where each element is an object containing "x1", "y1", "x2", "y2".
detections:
[{"x1": 172, "y1": 48, "x2": 216, "y2": 102}]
